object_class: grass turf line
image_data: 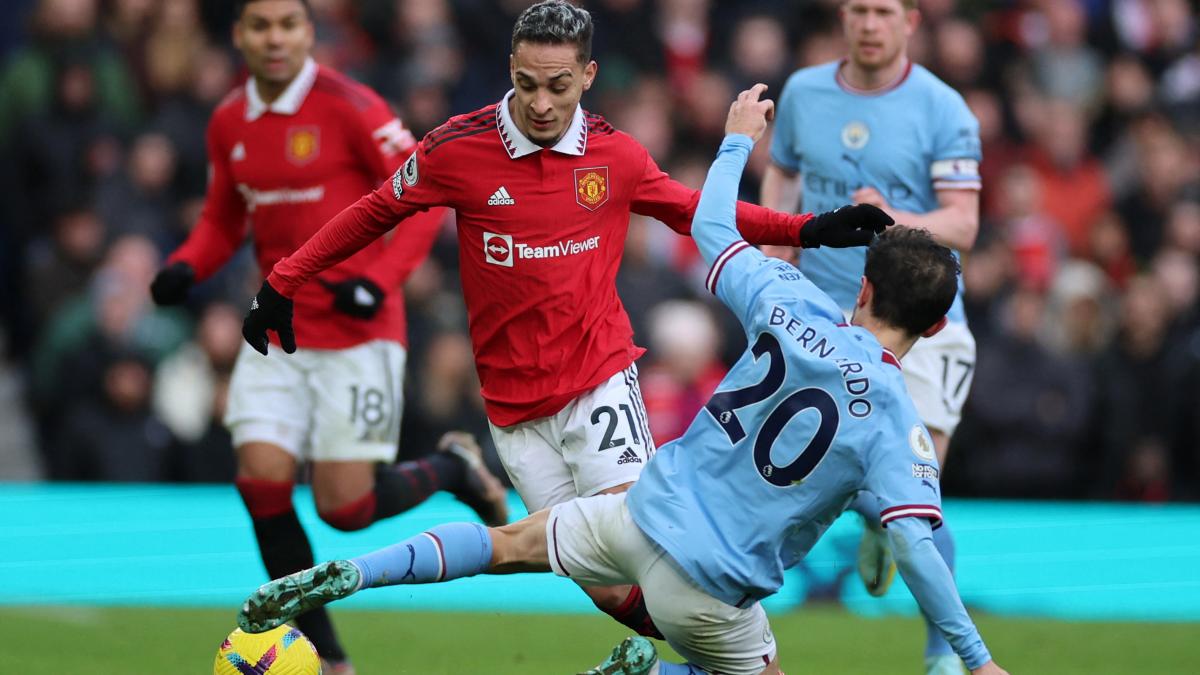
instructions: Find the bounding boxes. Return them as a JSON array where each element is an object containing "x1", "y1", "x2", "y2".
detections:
[{"x1": 1, "y1": 605, "x2": 1196, "y2": 674}]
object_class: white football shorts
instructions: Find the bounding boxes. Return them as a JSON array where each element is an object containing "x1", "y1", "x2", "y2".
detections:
[
  {"x1": 902, "y1": 320, "x2": 976, "y2": 437},
  {"x1": 224, "y1": 339, "x2": 406, "y2": 462},
  {"x1": 548, "y1": 493, "x2": 777, "y2": 675},
  {"x1": 489, "y1": 365, "x2": 655, "y2": 512}
]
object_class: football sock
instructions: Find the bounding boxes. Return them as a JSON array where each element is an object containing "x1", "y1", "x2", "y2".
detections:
[
  {"x1": 923, "y1": 521, "x2": 957, "y2": 658},
  {"x1": 350, "y1": 522, "x2": 493, "y2": 589},
  {"x1": 849, "y1": 490, "x2": 883, "y2": 529},
  {"x1": 239, "y1": 491, "x2": 347, "y2": 662},
  {"x1": 372, "y1": 454, "x2": 466, "y2": 522},
  {"x1": 655, "y1": 663, "x2": 707, "y2": 674},
  {"x1": 602, "y1": 586, "x2": 665, "y2": 640}
]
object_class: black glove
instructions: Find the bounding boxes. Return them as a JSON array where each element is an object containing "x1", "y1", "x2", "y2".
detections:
[
  {"x1": 799, "y1": 204, "x2": 893, "y2": 249},
  {"x1": 319, "y1": 277, "x2": 385, "y2": 320},
  {"x1": 242, "y1": 280, "x2": 296, "y2": 355},
  {"x1": 149, "y1": 262, "x2": 195, "y2": 305}
]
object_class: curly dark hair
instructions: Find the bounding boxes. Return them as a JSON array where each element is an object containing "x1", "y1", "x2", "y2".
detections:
[
  {"x1": 234, "y1": 0, "x2": 312, "y2": 20},
  {"x1": 863, "y1": 227, "x2": 960, "y2": 336},
  {"x1": 511, "y1": 1, "x2": 593, "y2": 64}
]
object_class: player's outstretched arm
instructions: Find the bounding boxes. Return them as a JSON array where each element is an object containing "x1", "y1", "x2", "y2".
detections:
[
  {"x1": 887, "y1": 517, "x2": 1008, "y2": 675},
  {"x1": 690, "y1": 85, "x2": 772, "y2": 268}
]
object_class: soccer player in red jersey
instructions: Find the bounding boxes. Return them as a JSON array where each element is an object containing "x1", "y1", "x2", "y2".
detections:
[
  {"x1": 148, "y1": 2, "x2": 507, "y2": 672},
  {"x1": 242, "y1": 0, "x2": 891, "y2": 639}
]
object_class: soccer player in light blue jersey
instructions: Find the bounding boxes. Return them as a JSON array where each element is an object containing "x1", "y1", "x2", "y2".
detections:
[
  {"x1": 761, "y1": 3, "x2": 982, "y2": 672},
  {"x1": 234, "y1": 86, "x2": 1006, "y2": 675}
]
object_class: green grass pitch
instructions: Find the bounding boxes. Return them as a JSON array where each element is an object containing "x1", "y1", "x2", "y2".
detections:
[{"x1": 1, "y1": 605, "x2": 1195, "y2": 674}]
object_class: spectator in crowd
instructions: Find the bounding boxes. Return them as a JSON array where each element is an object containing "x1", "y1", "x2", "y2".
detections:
[
  {"x1": 639, "y1": 300, "x2": 725, "y2": 447},
  {"x1": 49, "y1": 350, "x2": 177, "y2": 481},
  {"x1": 1091, "y1": 275, "x2": 1177, "y2": 500},
  {"x1": 152, "y1": 301, "x2": 242, "y2": 482},
  {"x1": 24, "y1": 203, "x2": 106, "y2": 331},
  {"x1": 951, "y1": 286, "x2": 1094, "y2": 499}
]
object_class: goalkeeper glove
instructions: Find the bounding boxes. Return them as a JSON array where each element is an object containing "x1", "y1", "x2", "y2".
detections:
[
  {"x1": 319, "y1": 277, "x2": 385, "y2": 320},
  {"x1": 242, "y1": 280, "x2": 296, "y2": 355},
  {"x1": 800, "y1": 204, "x2": 893, "y2": 248},
  {"x1": 149, "y1": 262, "x2": 195, "y2": 305}
]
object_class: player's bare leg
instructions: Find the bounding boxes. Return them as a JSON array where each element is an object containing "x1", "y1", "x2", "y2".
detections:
[
  {"x1": 309, "y1": 432, "x2": 508, "y2": 533},
  {"x1": 234, "y1": 442, "x2": 353, "y2": 669},
  {"x1": 578, "y1": 482, "x2": 663, "y2": 639},
  {"x1": 240, "y1": 510, "x2": 551, "y2": 632}
]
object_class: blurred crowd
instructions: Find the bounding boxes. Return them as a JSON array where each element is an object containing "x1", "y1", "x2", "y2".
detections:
[{"x1": 1, "y1": 0, "x2": 1199, "y2": 501}]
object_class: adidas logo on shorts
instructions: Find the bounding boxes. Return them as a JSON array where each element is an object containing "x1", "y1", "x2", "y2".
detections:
[{"x1": 616, "y1": 448, "x2": 642, "y2": 465}]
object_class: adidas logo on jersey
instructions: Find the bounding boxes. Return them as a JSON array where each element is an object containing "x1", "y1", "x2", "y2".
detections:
[
  {"x1": 616, "y1": 448, "x2": 642, "y2": 465},
  {"x1": 488, "y1": 186, "x2": 515, "y2": 206},
  {"x1": 230, "y1": 142, "x2": 246, "y2": 162}
]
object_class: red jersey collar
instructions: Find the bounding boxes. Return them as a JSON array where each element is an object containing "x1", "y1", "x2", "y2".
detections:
[
  {"x1": 881, "y1": 348, "x2": 902, "y2": 370},
  {"x1": 834, "y1": 58, "x2": 912, "y2": 97},
  {"x1": 496, "y1": 89, "x2": 587, "y2": 159},
  {"x1": 245, "y1": 57, "x2": 318, "y2": 121}
]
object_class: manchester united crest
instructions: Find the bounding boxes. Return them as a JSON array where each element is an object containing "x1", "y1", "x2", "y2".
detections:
[
  {"x1": 286, "y1": 126, "x2": 320, "y2": 166},
  {"x1": 574, "y1": 166, "x2": 609, "y2": 211}
]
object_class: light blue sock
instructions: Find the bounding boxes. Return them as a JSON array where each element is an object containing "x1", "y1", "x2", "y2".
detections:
[
  {"x1": 850, "y1": 490, "x2": 882, "y2": 529},
  {"x1": 658, "y1": 662, "x2": 708, "y2": 674},
  {"x1": 923, "y1": 521, "x2": 957, "y2": 658},
  {"x1": 349, "y1": 522, "x2": 493, "y2": 589}
]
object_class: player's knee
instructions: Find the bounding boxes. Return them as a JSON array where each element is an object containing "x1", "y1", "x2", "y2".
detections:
[
  {"x1": 759, "y1": 656, "x2": 784, "y2": 675},
  {"x1": 316, "y1": 491, "x2": 376, "y2": 532},
  {"x1": 488, "y1": 511, "x2": 550, "y2": 571},
  {"x1": 234, "y1": 477, "x2": 295, "y2": 519},
  {"x1": 236, "y1": 442, "x2": 298, "y2": 481},
  {"x1": 583, "y1": 583, "x2": 633, "y2": 611}
]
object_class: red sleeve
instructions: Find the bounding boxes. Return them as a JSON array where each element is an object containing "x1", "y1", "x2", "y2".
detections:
[
  {"x1": 167, "y1": 117, "x2": 247, "y2": 280},
  {"x1": 268, "y1": 137, "x2": 449, "y2": 297},
  {"x1": 362, "y1": 207, "x2": 445, "y2": 291},
  {"x1": 346, "y1": 94, "x2": 441, "y2": 291},
  {"x1": 628, "y1": 144, "x2": 811, "y2": 246}
]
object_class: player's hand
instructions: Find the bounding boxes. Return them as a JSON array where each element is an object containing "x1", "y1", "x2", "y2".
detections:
[
  {"x1": 851, "y1": 186, "x2": 891, "y2": 211},
  {"x1": 320, "y1": 277, "x2": 385, "y2": 320},
  {"x1": 799, "y1": 204, "x2": 893, "y2": 248},
  {"x1": 149, "y1": 261, "x2": 195, "y2": 306},
  {"x1": 242, "y1": 280, "x2": 296, "y2": 355},
  {"x1": 970, "y1": 661, "x2": 1009, "y2": 675},
  {"x1": 725, "y1": 83, "x2": 775, "y2": 143}
]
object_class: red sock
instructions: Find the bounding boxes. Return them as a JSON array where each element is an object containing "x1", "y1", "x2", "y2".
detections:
[
  {"x1": 603, "y1": 586, "x2": 665, "y2": 640},
  {"x1": 234, "y1": 477, "x2": 294, "y2": 519},
  {"x1": 318, "y1": 491, "x2": 377, "y2": 531}
]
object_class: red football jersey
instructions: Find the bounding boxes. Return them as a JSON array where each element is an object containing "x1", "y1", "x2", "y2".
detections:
[
  {"x1": 168, "y1": 58, "x2": 443, "y2": 349},
  {"x1": 270, "y1": 92, "x2": 812, "y2": 425}
]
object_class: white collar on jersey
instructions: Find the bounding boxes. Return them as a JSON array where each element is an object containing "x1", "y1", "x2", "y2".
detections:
[
  {"x1": 495, "y1": 89, "x2": 587, "y2": 159},
  {"x1": 244, "y1": 57, "x2": 318, "y2": 122}
]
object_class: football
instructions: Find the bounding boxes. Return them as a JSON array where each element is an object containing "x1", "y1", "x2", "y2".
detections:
[{"x1": 213, "y1": 625, "x2": 321, "y2": 675}]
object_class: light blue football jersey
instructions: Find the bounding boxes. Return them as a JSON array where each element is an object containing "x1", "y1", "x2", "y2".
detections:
[
  {"x1": 627, "y1": 137, "x2": 944, "y2": 607},
  {"x1": 769, "y1": 61, "x2": 981, "y2": 323}
]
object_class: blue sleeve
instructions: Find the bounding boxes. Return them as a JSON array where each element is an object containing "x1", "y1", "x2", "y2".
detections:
[
  {"x1": 693, "y1": 134, "x2": 755, "y2": 267},
  {"x1": 864, "y1": 419, "x2": 944, "y2": 529},
  {"x1": 769, "y1": 75, "x2": 802, "y2": 172},
  {"x1": 888, "y1": 517, "x2": 992, "y2": 669},
  {"x1": 697, "y1": 135, "x2": 843, "y2": 328},
  {"x1": 930, "y1": 92, "x2": 982, "y2": 191}
]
